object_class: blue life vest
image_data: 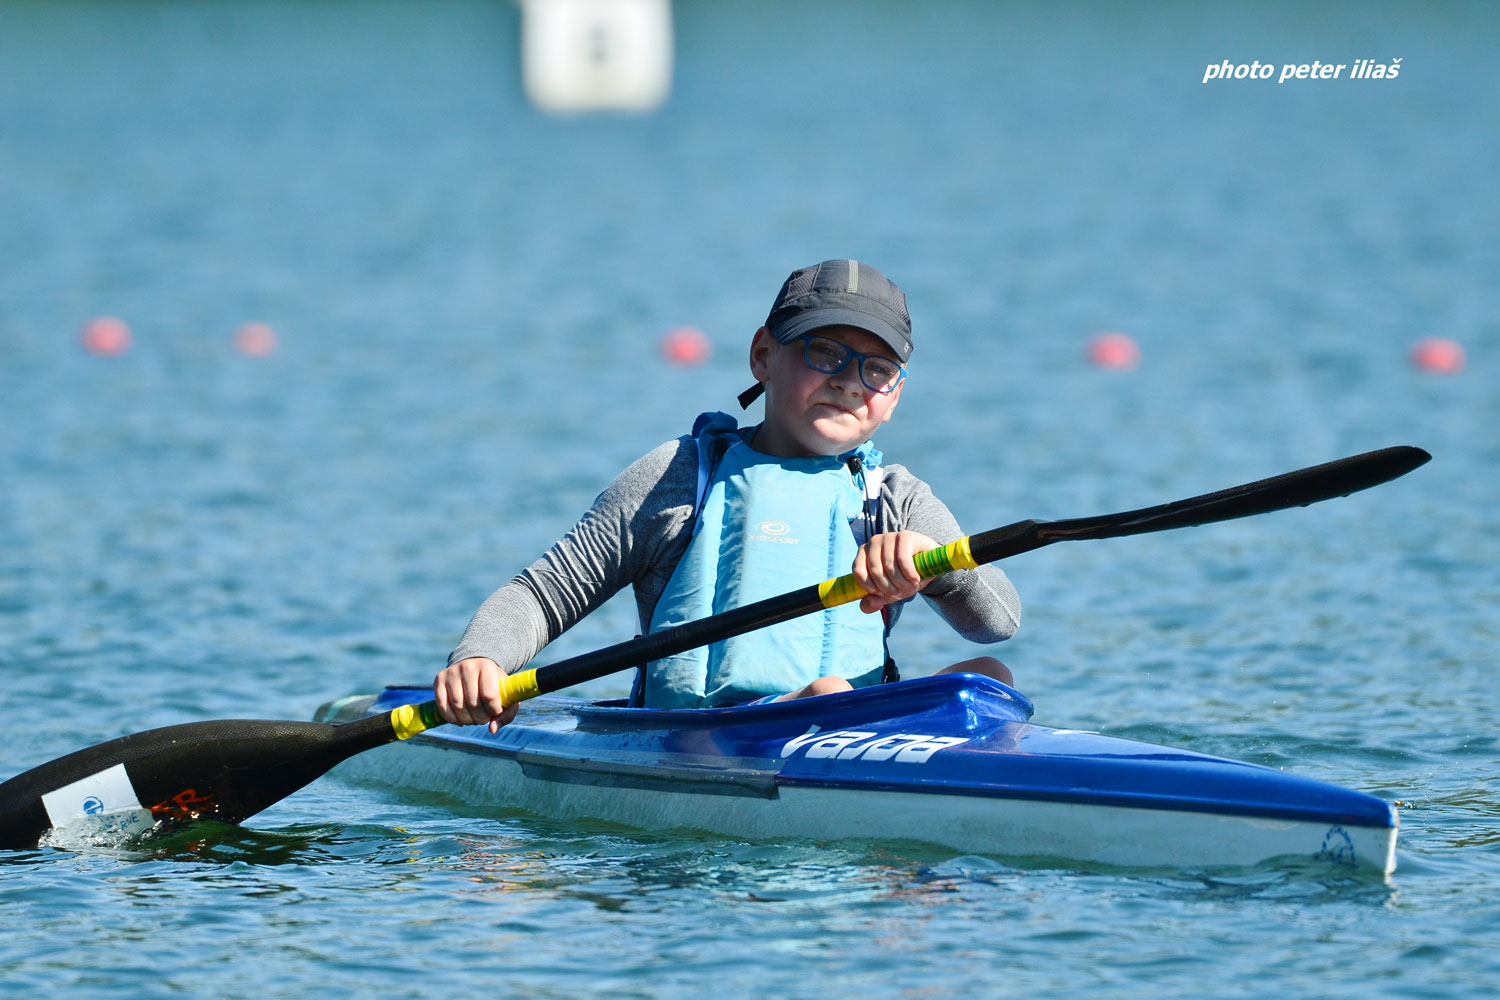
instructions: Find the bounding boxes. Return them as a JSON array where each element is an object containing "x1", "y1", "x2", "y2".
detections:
[{"x1": 639, "y1": 412, "x2": 889, "y2": 709}]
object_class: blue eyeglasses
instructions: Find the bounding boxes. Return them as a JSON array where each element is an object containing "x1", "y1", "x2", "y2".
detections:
[{"x1": 797, "y1": 335, "x2": 908, "y2": 394}]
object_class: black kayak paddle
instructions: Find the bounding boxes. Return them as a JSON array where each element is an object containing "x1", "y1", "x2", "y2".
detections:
[{"x1": 0, "y1": 444, "x2": 1430, "y2": 850}]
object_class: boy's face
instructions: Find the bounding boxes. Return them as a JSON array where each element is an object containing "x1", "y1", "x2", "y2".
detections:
[{"x1": 749, "y1": 324, "x2": 905, "y2": 458}]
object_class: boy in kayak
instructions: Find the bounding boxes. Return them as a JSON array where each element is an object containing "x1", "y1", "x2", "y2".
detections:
[{"x1": 436, "y1": 259, "x2": 1020, "y2": 730}]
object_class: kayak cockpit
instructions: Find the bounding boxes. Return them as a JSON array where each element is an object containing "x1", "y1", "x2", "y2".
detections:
[{"x1": 570, "y1": 672, "x2": 1035, "y2": 734}]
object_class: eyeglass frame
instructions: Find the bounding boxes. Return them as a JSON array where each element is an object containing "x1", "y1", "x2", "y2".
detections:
[{"x1": 794, "y1": 334, "x2": 909, "y2": 395}]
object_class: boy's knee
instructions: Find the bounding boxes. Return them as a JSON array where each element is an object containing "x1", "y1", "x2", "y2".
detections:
[
  {"x1": 779, "y1": 675, "x2": 854, "y2": 701},
  {"x1": 939, "y1": 656, "x2": 1013, "y2": 687},
  {"x1": 807, "y1": 675, "x2": 854, "y2": 697}
]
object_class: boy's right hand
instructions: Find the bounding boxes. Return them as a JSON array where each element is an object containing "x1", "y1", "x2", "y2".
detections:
[
  {"x1": 852, "y1": 530, "x2": 938, "y2": 614},
  {"x1": 434, "y1": 657, "x2": 520, "y2": 733}
]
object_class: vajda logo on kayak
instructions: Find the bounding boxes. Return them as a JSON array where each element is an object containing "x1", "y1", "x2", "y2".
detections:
[{"x1": 781, "y1": 730, "x2": 969, "y2": 764}]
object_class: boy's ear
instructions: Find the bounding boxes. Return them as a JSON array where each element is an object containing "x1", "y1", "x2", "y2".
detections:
[{"x1": 749, "y1": 326, "x2": 777, "y2": 381}]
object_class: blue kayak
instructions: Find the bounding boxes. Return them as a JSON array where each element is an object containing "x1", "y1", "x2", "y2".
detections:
[{"x1": 315, "y1": 673, "x2": 1397, "y2": 873}]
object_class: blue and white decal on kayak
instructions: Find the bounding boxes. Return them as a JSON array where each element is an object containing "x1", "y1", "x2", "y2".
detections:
[{"x1": 780, "y1": 730, "x2": 970, "y2": 763}]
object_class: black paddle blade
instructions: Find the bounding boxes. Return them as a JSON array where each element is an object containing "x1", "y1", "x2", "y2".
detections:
[
  {"x1": 1054, "y1": 445, "x2": 1433, "y2": 539},
  {"x1": 969, "y1": 446, "x2": 1431, "y2": 563},
  {"x1": 0, "y1": 714, "x2": 394, "y2": 850}
]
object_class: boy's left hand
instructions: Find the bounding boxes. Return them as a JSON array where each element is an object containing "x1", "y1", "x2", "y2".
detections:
[{"x1": 852, "y1": 530, "x2": 939, "y2": 614}]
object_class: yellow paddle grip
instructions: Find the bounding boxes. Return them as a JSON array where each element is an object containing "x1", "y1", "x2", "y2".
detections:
[
  {"x1": 388, "y1": 701, "x2": 444, "y2": 741},
  {"x1": 816, "y1": 535, "x2": 978, "y2": 609},
  {"x1": 387, "y1": 669, "x2": 544, "y2": 741},
  {"x1": 497, "y1": 668, "x2": 542, "y2": 706}
]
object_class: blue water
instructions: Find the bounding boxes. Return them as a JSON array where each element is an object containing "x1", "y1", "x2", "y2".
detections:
[{"x1": 2, "y1": 1, "x2": 1497, "y2": 996}]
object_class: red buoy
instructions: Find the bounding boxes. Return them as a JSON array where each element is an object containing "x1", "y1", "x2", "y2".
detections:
[
  {"x1": 661, "y1": 327, "x2": 711, "y2": 366},
  {"x1": 1409, "y1": 337, "x2": 1464, "y2": 374},
  {"x1": 1087, "y1": 332, "x2": 1140, "y2": 370},
  {"x1": 234, "y1": 322, "x2": 279, "y2": 357},
  {"x1": 80, "y1": 317, "x2": 132, "y2": 356}
]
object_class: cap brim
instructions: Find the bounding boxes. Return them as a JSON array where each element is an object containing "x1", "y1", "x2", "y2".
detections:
[{"x1": 772, "y1": 308, "x2": 911, "y2": 362}]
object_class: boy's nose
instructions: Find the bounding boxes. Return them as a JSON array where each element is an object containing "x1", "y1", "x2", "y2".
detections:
[{"x1": 828, "y1": 366, "x2": 863, "y2": 394}]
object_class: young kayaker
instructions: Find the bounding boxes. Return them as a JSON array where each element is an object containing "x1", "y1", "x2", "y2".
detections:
[{"x1": 436, "y1": 259, "x2": 1021, "y2": 731}]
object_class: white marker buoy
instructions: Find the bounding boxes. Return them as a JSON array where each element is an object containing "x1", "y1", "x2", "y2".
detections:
[{"x1": 519, "y1": 0, "x2": 673, "y2": 115}]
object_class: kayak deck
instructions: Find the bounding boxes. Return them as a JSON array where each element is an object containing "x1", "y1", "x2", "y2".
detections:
[{"x1": 315, "y1": 674, "x2": 1397, "y2": 873}]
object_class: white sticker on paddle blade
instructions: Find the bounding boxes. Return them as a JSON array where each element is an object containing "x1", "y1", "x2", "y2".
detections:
[{"x1": 40, "y1": 762, "x2": 145, "y2": 826}]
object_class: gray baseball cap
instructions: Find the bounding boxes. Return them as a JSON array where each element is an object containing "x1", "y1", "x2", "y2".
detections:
[
  {"x1": 766, "y1": 259, "x2": 912, "y2": 361},
  {"x1": 739, "y1": 259, "x2": 912, "y2": 408}
]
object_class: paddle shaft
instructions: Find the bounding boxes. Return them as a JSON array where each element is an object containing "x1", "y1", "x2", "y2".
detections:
[{"x1": 383, "y1": 444, "x2": 1430, "y2": 740}]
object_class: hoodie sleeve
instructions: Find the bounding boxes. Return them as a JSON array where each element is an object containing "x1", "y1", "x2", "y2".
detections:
[
  {"x1": 877, "y1": 464, "x2": 1022, "y2": 644},
  {"x1": 448, "y1": 436, "x2": 700, "y2": 673}
]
